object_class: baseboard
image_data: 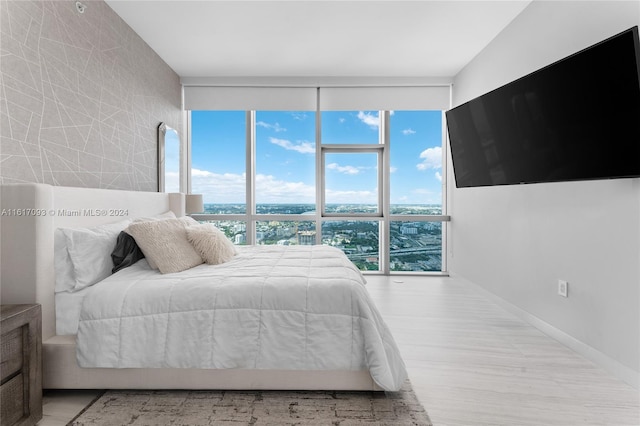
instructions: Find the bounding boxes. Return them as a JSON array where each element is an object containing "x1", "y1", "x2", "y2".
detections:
[{"x1": 450, "y1": 272, "x2": 639, "y2": 390}]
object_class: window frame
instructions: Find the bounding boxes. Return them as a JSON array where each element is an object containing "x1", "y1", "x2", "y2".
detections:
[
  {"x1": 188, "y1": 108, "x2": 450, "y2": 275},
  {"x1": 321, "y1": 145, "x2": 384, "y2": 217}
]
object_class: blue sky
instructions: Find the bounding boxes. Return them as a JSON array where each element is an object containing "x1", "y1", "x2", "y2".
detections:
[{"x1": 191, "y1": 110, "x2": 443, "y2": 205}]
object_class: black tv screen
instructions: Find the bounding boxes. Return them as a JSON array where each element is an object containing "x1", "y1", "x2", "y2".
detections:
[{"x1": 446, "y1": 26, "x2": 640, "y2": 188}]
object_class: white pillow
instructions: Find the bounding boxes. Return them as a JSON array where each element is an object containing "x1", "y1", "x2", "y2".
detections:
[
  {"x1": 61, "y1": 219, "x2": 131, "y2": 291},
  {"x1": 128, "y1": 210, "x2": 178, "y2": 269},
  {"x1": 186, "y1": 224, "x2": 237, "y2": 265},
  {"x1": 54, "y1": 229, "x2": 76, "y2": 293},
  {"x1": 125, "y1": 217, "x2": 203, "y2": 274}
]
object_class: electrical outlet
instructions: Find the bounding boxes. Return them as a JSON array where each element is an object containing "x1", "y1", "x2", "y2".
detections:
[{"x1": 558, "y1": 280, "x2": 568, "y2": 297}]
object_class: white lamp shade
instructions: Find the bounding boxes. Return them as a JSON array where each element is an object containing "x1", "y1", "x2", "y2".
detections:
[{"x1": 185, "y1": 194, "x2": 204, "y2": 214}]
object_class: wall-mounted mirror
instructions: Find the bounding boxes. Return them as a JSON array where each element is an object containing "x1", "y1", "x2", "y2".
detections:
[{"x1": 158, "y1": 122, "x2": 181, "y2": 192}]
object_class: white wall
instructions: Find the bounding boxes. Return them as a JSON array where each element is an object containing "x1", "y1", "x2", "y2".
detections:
[{"x1": 449, "y1": 1, "x2": 640, "y2": 387}]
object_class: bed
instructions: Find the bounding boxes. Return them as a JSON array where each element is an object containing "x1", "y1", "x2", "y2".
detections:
[{"x1": 0, "y1": 183, "x2": 407, "y2": 391}]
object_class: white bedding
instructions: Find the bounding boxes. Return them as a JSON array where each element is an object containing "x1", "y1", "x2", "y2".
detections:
[
  {"x1": 55, "y1": 288, "x2": 92, "y2": 335},
  {"x1": 76, "y1": 245, "x2": 408, "y2": 391}
]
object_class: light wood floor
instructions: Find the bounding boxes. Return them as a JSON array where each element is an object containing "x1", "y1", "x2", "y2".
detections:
[
  {"x1": 367, "y1": 275, "x2": 639, "y2": 426},
  {"x1": 40, "y1": 275, "x2": 639, "y2": 425}
]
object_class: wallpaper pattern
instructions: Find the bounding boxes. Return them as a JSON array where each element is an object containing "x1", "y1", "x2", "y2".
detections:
[{"x1": 0, "y1": 0, "x2": 182, "y2": 191}]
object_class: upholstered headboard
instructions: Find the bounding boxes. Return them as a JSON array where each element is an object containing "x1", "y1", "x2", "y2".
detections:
[{"x1": 0, "y1": 183, "x2": 185, "y2": 340}]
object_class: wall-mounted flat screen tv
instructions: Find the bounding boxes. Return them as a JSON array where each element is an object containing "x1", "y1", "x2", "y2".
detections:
[{"x1": 446, "y1": 26, "x2": 640, "y2": 188}]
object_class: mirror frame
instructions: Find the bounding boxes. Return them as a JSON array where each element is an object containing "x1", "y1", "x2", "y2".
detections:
[{"x1": 157, "y1": 122, "x2": 180, "y2": 192}]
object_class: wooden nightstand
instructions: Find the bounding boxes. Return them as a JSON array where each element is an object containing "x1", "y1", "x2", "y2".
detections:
[{"x1": 1, "y1": 304, "x2": 42, "y2": 426}]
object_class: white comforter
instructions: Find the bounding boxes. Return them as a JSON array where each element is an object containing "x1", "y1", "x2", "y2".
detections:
[{"x1": 76, "y1": 245, "x2": 407, "y2": 391}]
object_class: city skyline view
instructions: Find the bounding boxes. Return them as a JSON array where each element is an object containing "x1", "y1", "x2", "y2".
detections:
[{"x1": 199, "y1": 202, "x2": 444, "y2": 272}]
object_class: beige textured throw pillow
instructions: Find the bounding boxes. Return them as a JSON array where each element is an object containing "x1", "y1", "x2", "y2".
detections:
[
  {"x1": 125, "y1": 217, "x2": 203, "y2": 274},
  {"x1": 186, "y1": 224, "x2": 237, "y2": 265},
  {"x1": 128, "y1": 211, "x2": 178, "y2": 269}
]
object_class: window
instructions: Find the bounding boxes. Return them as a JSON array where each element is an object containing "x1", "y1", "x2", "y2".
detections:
[
  {"x1": 191, "y1": 111, "x2": 246, "y2": 212},
  {"x1": 388, "y1": 110, "x2": 445, "y2": 272},
  {"x1": 255, "y1": 111, "x2": 316, "y2": 208},
  {"x1": 322, "y1": 220, "x2": 380, "y2": 271},
  {"x1": 321, "y1": 111, "x2": 380, "y2": 144},
  {"x1": 390, "y1": 221, "x2": 442, "y2": 271},
  {"x1": 256, "y1": 221, "x2": 316, "y2": 245},
  {"x1": 390, "y1": 111, "x2": 443, "y2": 212},
  {"x1": 188, "y1": 89, "x2": 449, "y2": 274},
  {"x1": 323, "y1": 151, "x2": 380, "y2": 214}
]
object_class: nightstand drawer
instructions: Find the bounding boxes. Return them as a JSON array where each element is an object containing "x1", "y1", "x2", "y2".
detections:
[
  {"x1": 0, "y1": 373, "x2": 24, "y2": 426},
  {"x1": 0, "y1": 304, "x2": 42, "y2": 426},
  {"x1": 1, "y1": 327, "x2": 23, "y2": 382}
]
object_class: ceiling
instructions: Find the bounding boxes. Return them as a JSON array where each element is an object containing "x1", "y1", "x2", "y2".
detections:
[{"x1": 104, "y1": 0, "x2": 532, "y2": 79}]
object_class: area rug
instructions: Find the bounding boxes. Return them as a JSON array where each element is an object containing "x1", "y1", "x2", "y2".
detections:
[{"x1": 68, "y1": 381, "x2": 432, "y2": 426}]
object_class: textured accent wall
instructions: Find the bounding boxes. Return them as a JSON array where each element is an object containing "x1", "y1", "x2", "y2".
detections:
[{"x1": 0, "y1": 0, "x2": 182, "y2": 191}]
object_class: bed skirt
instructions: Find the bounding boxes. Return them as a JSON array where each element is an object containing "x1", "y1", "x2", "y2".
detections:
[{"x1": 43, "y1": 336, "x2": 382, "y2": 391}]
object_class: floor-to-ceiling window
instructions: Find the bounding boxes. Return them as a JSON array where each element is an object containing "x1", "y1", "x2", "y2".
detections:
[
  {"x1": 186, "y1": 85, "x2": 450, "y2": 274},
  {"x1": 388, "y1": 110, "x2": 445, "y2": 271},
  {"x1": 190, "y1": 110, "x2": 248, "y2": 244}
]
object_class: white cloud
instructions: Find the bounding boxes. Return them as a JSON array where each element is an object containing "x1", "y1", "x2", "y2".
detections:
[
  {"x1": 269, "y1": 137, "x2": 315, "y2": 154},
  {"x1": 416, "y1": 147, "x2": 442, "y2": 171},
  {"x1": 327, "y1": 162, "x2": 361, "y2": 175},
  {"x1": 256, "y1": 121, "x2": 286, "y2": 132},
  {"x1": 191, "y1": 168, "x2": 315, "y2": 204},
  {"x1": 254, "y1": 174, "x2": 315, "y2": 202},
  {"x1": 357, "y1": 111, "x2": 380, "y2": 129},
  {"x1": 190, "y1": 168, "x2": 247, "y2": 203},
  {"x1": 402, "y1": 128, "x2": 416, "y2": 135},
  {"x1": 435, "y1": 171, "x2": 442, "y2": 182},
  {"x1": 390, "y1": 166, "x2": 397, "y2": 173},
  {"x1": 325, "y1": 189, "x2": 377, "y2": 204}
]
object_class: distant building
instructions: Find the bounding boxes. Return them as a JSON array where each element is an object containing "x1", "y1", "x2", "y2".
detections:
[
  {"x1": 234, "y1": 234, "x2": 246, "y2": 245},
  {"x1": 423, "y1": 222, "x2": 438, "y2": 231},
  {"x1": 277, "y1": 227, "x2": 291, "y2": 237},
  {"x1": 298, "y1": 230, "x2": 316, "y2": 245},
  {"x1": 400, "y1": 226, "x2": 418, "y2": 235}
]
